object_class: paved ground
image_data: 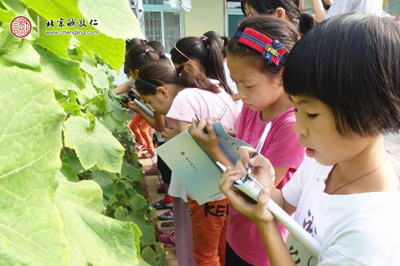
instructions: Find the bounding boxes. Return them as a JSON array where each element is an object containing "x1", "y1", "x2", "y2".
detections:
[
  {"x1": 384, "y1": 133, "x2": 400, "y2": 160},
  {"x1": 139, "y1": 154, "x2": 178, "y2": 266}
]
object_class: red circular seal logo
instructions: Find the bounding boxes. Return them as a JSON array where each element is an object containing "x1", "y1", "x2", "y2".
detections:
[{"x1": 10, "y1": 16, "x2": 32, "y2": 38}]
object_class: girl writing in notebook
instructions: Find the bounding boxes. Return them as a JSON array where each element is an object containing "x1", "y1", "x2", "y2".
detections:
[
  {"x1": 220, "y1": 14, "x2": 400, "y2": 265},
  {"x1": 190, "y1": 16, "x2": 305, "y2": 265}
]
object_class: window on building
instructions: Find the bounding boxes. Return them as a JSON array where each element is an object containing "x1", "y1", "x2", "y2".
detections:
[
  {"x1": 132, "y1": 2, "x2": 182, "y2": 53},
  {"x1": 226, "y1": 1, "x2": 245, "y2": 38}
]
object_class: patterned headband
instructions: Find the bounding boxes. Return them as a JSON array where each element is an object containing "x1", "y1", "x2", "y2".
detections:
[
  {"x1": 233, "y1": 28, "x2": 286, "y2": 66},
  {"x1": 137, "y1": 77, "x2": 159, "y2": 88}
]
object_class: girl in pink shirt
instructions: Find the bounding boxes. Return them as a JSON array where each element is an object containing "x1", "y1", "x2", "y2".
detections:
[
  {"x1": 190, "y1": 16, "x2": 305, "y2": 265},
  {"x1": 135, "y1": 59, "x2": 238, "y2": 266}
]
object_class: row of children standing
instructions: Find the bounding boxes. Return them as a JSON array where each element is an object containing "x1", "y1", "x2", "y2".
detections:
[
  {"x1": 119, "y1": 0, "x2": 313, "y2": 265},
  {"x1": 117, "y1": 1, "x2": 400, "y2": 265},
  {"x1": 115, "y1": 30, "x2": 241, "y2": 264},
  {"x1": 134, "y1": 33, "x2": 239, "y2": 265}
]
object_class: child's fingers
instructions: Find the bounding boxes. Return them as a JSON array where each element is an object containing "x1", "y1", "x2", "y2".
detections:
[
  {"x1": 220, "y1": 168, "x2": 264, "y2": 219},
  {"x1": 191, "y1": 119, "x2": 207, "y2": 135},
  {"x1": 238, "y1": 146, "x2": 271, "y2": 171},
  {"x1": 253, "y1": 187, "x2": 275, "y2": 223},
  {"x1": 219, "y1": 168, "x2": 241, "y2": 194},
  {"x1": 205, "y1": 119, "x2": 217, "y2": 139},
  {"x1": 226, "y1": 130, "x2": 236, "y2": 137},
  {"x1": 206, "y1": 117, "x2": 219, "y2": 123},
  {"x1": 189, "y1": 118, "x2": 199, "y2": 135},
  {"x1": 257, "y1": 187, "x2": 270, "y2": 207},
  {"x1": 190, "y1": 117, "x2": 198, "y2": 127},
  {"x1": 236, "y1": 146, "x2": 256, "y2": 172}
]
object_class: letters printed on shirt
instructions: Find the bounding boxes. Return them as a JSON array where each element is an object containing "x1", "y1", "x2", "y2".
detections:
[{"x1": 286, "y1": 209, "x2": 318, "y2": 266}]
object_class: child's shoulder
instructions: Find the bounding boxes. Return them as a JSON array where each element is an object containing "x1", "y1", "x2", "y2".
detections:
[
  {"x1": 272, "y1": 106, "x2": 296, "y2": 123},
  {"x1": 269, "y1": 107, "x2": 297, "y2": 133}
]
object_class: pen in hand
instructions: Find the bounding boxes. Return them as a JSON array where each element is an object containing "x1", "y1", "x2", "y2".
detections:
[
  {"x1": 195, "y1": 104, "x2": 229, "y2": 134},
  {"x1": 246, "y1": 121, "x2": 272, "y2": 180}
]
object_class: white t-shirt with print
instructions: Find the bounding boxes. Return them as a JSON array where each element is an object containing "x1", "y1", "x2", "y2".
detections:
[{"x1": 282, "y1": 156, "x2": 400, "y2": 265}]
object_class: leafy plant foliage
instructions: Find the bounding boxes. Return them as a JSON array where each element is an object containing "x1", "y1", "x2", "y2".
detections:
[{"x1": 0, "y1": 0, "x2": 165, "y2": 265}]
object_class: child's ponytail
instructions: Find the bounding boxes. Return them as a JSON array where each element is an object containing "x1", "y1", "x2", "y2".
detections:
[
  {"x1": 178, "y1": 61, "x2": 220, "y2": 93},
  {"x1": 201, "y1": 36, "x2": 232, "y2": 95},
  {"x1": 299, "y1": 13, "x2": 317, "y2": 35},
  {"x1": 135, "y1": 60, "x2": 219, "y2": 96},
  {"x1": 171, "y1": 36, "x2": 232, "y2": 95},
  {"x1": 125, "y1": 44, "x2": 160, "y2": 72}
]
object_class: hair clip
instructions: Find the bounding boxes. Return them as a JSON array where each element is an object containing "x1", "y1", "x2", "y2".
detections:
[
  {"x1": 137, "y1": 77, "x2": 159, "y2": 88},
  {"x1": 233, "y1": 28, "x2": 285, "y2": 65},
  {"x1": 144, "y1": 49, "x2": 149, "y2": 53},
  {"x1": 202, "y1": 35, "x2": 209, "y2": 40},
  {"x1": 175, "y1": 66, "x2": 183, "y2": 75}
]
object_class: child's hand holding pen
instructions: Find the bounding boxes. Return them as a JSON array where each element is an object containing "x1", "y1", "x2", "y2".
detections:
[
  {"x1": 189, "y1": 117, "x2": 220, "y2": 157},
  {"x1": 218, "y1": 121, "x2": 273, "y2": 200},
  {"x1": 218, "y1": 146, "x2": 276, "y2": 223},
  {"x1": 190, "y1": 103, "x2": 230, "y2": 152},
  {"x1": 246, "y1": 122, "x2": 271, "y2": 180}
]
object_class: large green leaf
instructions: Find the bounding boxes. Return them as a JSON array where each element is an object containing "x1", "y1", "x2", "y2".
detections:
[
  {"x1": 35, "y1": 46, "x2": 86, "y2": 91},
  {"x1": 141, "y1": 246, "x2": 167, "y2": 266},
  {"x1": 127, "y1": 216, "x2": 156, "y2": 246},
  {"x1": 20, "y1": 0, "x2": 134, "y2": 70},
  {"x1": 122, "y1": 161, "x2": 143, "y2": 182},
  {"x1": 52, "y1": 175, "x2": 142, "y2": 265},
  {"x1": 59, "y1": 162, "x2": 79, "y2": 182},
  {"x1": 76, "y1": 75, "x2": 99, "y2": 105},
  {"x1": 0, "y1": 24, "x2": 41, "y2": 71},
  {"x1": 63, "y1": 116, "x2": 125, "y2": 173},
  {"x1": 80, "y1": 60, "x2": 109, "y2": 89},
  {"x1": 0, "y1": 61, "x2": 146, "y2": 266},
  {"x1": 0, "y1": 7, "x2": 16, "y2": 23},
  {"x1": 78, "y1": 0, "x2": 143, "y2": 39},
  {"x1": 61, "y1": 147, "x2": 85, "y2": 175},
  {"x1": 76, "y1": 33, "x2": 126, "y2": 71},
  {"x1": 1, "y1": 0, "x2": 32, "y2": 23},
  {"x1": 0, "y1": 65, "x2": 67, "y2": 265},
  {"x1": 91, "y1": 168, "x2": 117, "y2": 200}
]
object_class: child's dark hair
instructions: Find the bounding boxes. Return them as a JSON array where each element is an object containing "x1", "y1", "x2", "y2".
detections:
[
  {"x1": 240, "y1": 0, "x2": 316, "y2": 35},
  {"x1": 283, "y1": 13, "x2": 400, "y2": 137},
  {"x1": 170, "y1": 37, "x2": 232, "y2": 95},
  {"x1": 227, "y1": 15, "x2": 300, "y2": 77},
  {"x1": 125, "y1": 38, "x2": 147, "y2": 52},
  {"x1": 147, "y1": 41, "x2": 169, "y2": 61},
  {"x1": 135, "y1": 60, "x2": 220, "y2": 96},
  {"x1": 124, "y1": 44, "x2": 159, "y2": 73},
  {"x1": 203, "y1": 31, "x2": 230, "y2": 58}
]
